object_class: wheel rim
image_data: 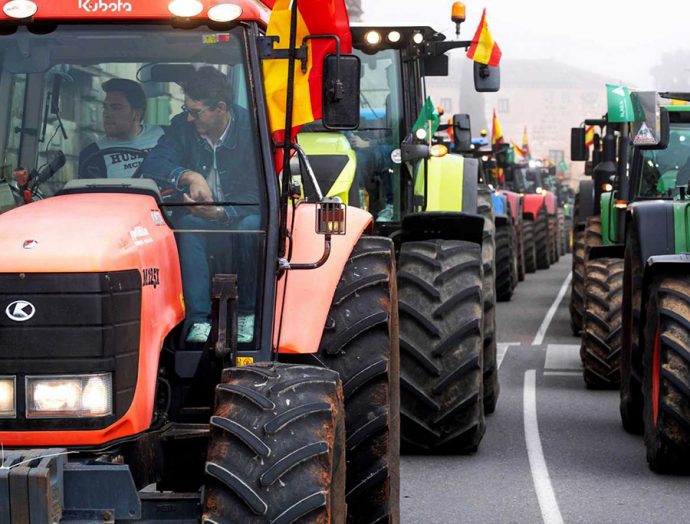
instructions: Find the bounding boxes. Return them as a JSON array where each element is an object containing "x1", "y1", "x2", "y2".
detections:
[{"x1": 652, "y1": 322, "x2": 661, "y2": 427}]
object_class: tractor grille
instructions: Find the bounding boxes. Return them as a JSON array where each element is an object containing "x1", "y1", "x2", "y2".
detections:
[{"x1": 0, "y1": 271, "x2": 141, "y2": 430}]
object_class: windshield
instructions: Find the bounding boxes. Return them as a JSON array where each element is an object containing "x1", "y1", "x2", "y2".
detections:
[
  {"x1": 0, "y1": 25, "x2": 267, "y2": 348},
  {"x1": 349, "y1": 48, "x2": 403, "y2": 222},
  {"x1": 638, "y1": 124, "x2": 690, "y2": 198}
]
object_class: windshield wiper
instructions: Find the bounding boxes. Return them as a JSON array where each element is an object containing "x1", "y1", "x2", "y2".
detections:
[{"x1": 40, "y1": 74, "x2": 69, "y2": 143}]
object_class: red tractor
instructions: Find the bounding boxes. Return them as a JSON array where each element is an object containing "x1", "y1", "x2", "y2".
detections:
[{"x1": 0, "y1": 0, "x2": 399, "y2": 521}]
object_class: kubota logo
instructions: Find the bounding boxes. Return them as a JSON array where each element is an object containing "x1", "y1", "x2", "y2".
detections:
[
  {"x1": 5, "y1": 301, "x2": 35, "y2": 322},
  {"x1": 78, "y1": 0, "x2": 133, "y2": 13}
]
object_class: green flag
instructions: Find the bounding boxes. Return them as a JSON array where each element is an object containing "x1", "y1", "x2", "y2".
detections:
[
  {"x1": 412, "y1": 97, "x2": 440, "y2": 136},
  {"x1": 606, "y1": 84, "x2": 633, "y2": 123}
]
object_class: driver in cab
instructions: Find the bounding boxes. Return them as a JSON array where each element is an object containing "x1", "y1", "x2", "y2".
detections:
[{"x1": 79, "y1": 78, "x2": 164, "y2": 178}]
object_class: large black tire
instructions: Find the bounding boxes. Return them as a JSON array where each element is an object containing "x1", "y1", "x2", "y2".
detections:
[
  {"x1": 202, "y1": 363, "x2": 346, "y2": 523},
  {"x1": 516, "y1": 216, "x2": 526, "y2": 282},
  {"x1": 564, "y1": 216, "x2": 573, "y2": 254},
  {"x1": 548, "y1": 214, "x2": 559, "y2": 264},
  {"x1": 643, "y1": 277, "x2": 690, "y2": 472},
  {"x1": 496, "y1": 223, "x2": 515, "y2": 302},
  {"x1": 282, "y1": 236, "x2": 400, "y2": 523},
  {"x1": 523, "y1": 219, "x2": 537, "y2": 274},
  {"x1": 477, "y1": 186, "x2": 499, "y2": 414},
  {"x1": 570, "y1": 216, "x2": 602, "y2": 336},
  {"x1": 570, "y1": 228, "x2": 585, "y2": 335},
  {"x1": 620, "y1": 230, "x2": 645, "y2": 434},
  {"x1": 581, "y1": 257, "x2": 623, "y2": 389},
  {"x1": 398, "y1": 240, "x2": 485, "y2": 452},
  {"x1": 535, "y1": 208, "x2": 550, "y2": 270}
]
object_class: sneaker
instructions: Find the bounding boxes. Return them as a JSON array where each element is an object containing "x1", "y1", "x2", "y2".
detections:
[
  {"x1": 238, "y1": 314, "x2": 255, "y2": 343},
  {"x1": 186, "y1": 322, "x2": 211, "y2": 344},
  {"x1": 376, "y1": 204, "x2": 394, "y2": 222}
]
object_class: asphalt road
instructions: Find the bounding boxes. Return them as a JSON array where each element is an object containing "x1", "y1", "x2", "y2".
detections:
[{"x1": 400, "y1": 254, "x2": 690, "y2": 524}]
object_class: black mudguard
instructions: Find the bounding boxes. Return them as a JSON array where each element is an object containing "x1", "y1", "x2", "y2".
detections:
[
  {"x1": 576, "y1": 179, "x2": 594, "y2": 227},
  {"x1": 628, "y1": 201, "x2": 675, "y2": 267},
  {"x1": 462, "y1": 157, "x2": 479, "y2": 214},
  {"x1": 495, "y1": 215, "x2": 510, "y2": 228},
  {"x1": 402, "y1": 211, "x2": 485, "y2": 246}
]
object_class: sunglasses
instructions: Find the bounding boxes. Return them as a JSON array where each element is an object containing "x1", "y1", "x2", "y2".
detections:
[{"x1": 182, "y1": 104, "x2": 215, "y2": 118}]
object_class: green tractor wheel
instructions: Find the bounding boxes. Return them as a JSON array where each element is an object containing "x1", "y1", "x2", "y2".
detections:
[
  {"x1": 643, "y1": 277, "x2": 690, "y2": 472},
  {"x1": 581, "y1": 257, "x2": 623, "y2": 389}
]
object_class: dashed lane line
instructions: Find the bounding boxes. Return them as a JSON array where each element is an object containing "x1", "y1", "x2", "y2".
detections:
[
  {"x1": 524, "y1": 369, "x2": 564, "y2": 524},
  {"x1": 531, "y1": 272, "x2": 573, "y2": 346}
]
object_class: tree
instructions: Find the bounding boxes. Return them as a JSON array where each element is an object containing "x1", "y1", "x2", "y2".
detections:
[{"x1": 650, "y1": 50, "x2": 690, "y2": 91}]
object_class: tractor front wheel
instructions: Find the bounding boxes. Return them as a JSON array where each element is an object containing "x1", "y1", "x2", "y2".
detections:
[
  {"x1": 496, "y1": 222, "x2": 515, "y2": 301},
  {"x1": 535, "y1": 208, "x2": 550, "y2": 270},
  {"x1": 202, "y1": 363, "x2": 346, "y2": 523},
  {"x1": 398, "y1": 239, "x2": 485, "y2": 452},
  {"x1": 283, "y1": 236, "x2": 400, "y2": 523},
  {"x1": 523, "y1": 219, "x2": 537, "y2": 274}
]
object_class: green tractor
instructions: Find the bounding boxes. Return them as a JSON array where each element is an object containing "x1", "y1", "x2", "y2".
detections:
[
  {"x1": 616, "y1": 94, "x2": 690, "y2": 471},
  {"x1": 298, "y1": 15, "x2": 502, "y2": 452}
]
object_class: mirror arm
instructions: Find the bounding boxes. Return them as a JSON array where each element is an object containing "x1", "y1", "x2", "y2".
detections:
[
  {"x1": 302, "y1": 34, "x2": 343, "y2": 100},
  {"x1": 425, "y1": 40, "x2": 472, "y2": 57},
  {"x1": 291, "y1": 142, "x2": 324, "y2": 200},
  {"x1": 279, "y1": 235, "x2": 332, "y2": 271}
]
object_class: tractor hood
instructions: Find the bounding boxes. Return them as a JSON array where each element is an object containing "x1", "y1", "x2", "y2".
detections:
[{"x1": 0, "y1": 193, "x2": 179, "y2": 274}]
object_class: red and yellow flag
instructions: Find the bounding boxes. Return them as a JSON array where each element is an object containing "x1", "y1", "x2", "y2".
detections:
[
  {"x1": 491, "y1": 109, "x2": 504, "y2": 147},
  {"x1": 521, "y1": 126, "x2": 531, "y2": 159},
  {"x1": 262, "y1": 0, "x2": 352, "y2": 138},
  {"x1": 466, "y1": 9, "x2": 502, "y2": 67},
  {"x1": 584, "y1": 125, "x2": 595, "y2": 148},
  {"x1": 511, "y1": 141, "x2": 526, "y2": 158}
]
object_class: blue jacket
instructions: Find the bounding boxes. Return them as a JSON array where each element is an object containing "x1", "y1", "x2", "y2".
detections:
[{"x1": 140, "y1": 105, "x2": 261, "y2": 206}]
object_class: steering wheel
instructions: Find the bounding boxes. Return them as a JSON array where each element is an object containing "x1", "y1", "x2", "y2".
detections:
[{"x1": 78, "y1": 146, "x2": 148, "y2": 180}]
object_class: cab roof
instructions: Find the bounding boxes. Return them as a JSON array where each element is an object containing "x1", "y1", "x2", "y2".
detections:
[{"x1": 0, "y1": 0, "x2": 270, "y2": 25}]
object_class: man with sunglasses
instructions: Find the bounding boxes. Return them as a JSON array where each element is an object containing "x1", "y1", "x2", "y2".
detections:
[{"x1": 141, "y1": 66, "x2": 261, "y2": 345}]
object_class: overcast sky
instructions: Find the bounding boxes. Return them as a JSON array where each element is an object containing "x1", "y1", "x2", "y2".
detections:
[{"x1": 360, "y1": 0, "x2": 688, "y2": 89}]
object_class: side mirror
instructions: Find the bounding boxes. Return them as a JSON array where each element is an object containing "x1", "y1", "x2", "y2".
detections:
[
  {"x1": 452, "y1": 113, "x2": 473, "y2": 153},
  {"x1": 474, "y1": 62, "x2": 500, "y2": 93},
  {"x1": 322, "y1": 54, "x2": 360, "y2": 130},
  {"x1": 635, "y1": 107, "x2": 670, "y2": 150},
  {"x1": 570, "y1": 128, "x2": 588, "y2": 161}
]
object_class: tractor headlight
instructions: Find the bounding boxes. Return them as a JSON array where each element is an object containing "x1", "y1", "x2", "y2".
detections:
[
  {"x1": 26, "y1": 373, "x2": 112, "y2": 418},
  {"x1": 0, "y1": 377, "x2": 15, "y2": 417}
]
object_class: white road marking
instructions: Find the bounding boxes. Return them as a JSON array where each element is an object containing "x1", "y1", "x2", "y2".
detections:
[
  {"x1": 497, "y1": 342, "x2": 519, "y2": 369},
  {"x1": 524, "y1": 370, "x2": 564, "y2": 524},
  {"x1": 543, "y1": 371, "x2": 581, "y2": 377},
  {"x1": 544, "y1": 344, "x2": 582, "y2": 371},
  {"x1": 532, "y1": 272, "x2": 573, "y2": 346}
]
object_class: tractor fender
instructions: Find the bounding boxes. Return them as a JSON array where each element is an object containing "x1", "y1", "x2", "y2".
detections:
[
  {"x1": 589, "y1": 244, "x2": 625, "y2": 261},
  {"x1": 462, "y1": 157, "x2": 479, "y2": 214},
  {"x1": 522, "y1": 194, "x2": 545, "y2": 221},
  {"x1": 576, "y1": 179, "x2": 594, "y2": 227},
  {"x1": 401, "y1": 211, "x2": 485, "y2": 247},
  {"x1": 543, "y1": 191, "x2": 557, "y2": 215},
  {"x1": 275, "y1": 204, "x2": 373, "y2": 355},
  {"x1": 491, "y1": 191, "x2": 507, "y2": 217},
  {"x1": 628, "y1": 200, "x2": 675, "y2": 269},
  {"x1": 502, "y1": 190, "x2": 521, "y2": 223}
]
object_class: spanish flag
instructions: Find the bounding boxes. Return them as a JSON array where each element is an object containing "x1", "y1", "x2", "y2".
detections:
[
  {"x1": 466, "y1": 9, "x2": 502, "y2": 67},
  {"x1": 262, "y1": 0, "x2": 352, "y2": 143},
  {"x1": 584, "y1": 125, "x2": 595, "y2": 148},
  {"x1": 491, "y1": 109, "x2": 504, "y2": 147},
  {"x1": 511, "y1": 141, "x2": 526, "y2": 158}
]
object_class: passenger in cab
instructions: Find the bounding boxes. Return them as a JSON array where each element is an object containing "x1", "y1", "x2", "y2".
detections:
[
  {"x1": 141, "y1": 66, "x2": 260, "y2": 345},
  {"x1": 79, "y1": 79, "x2": 164, "y2": 178}
]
